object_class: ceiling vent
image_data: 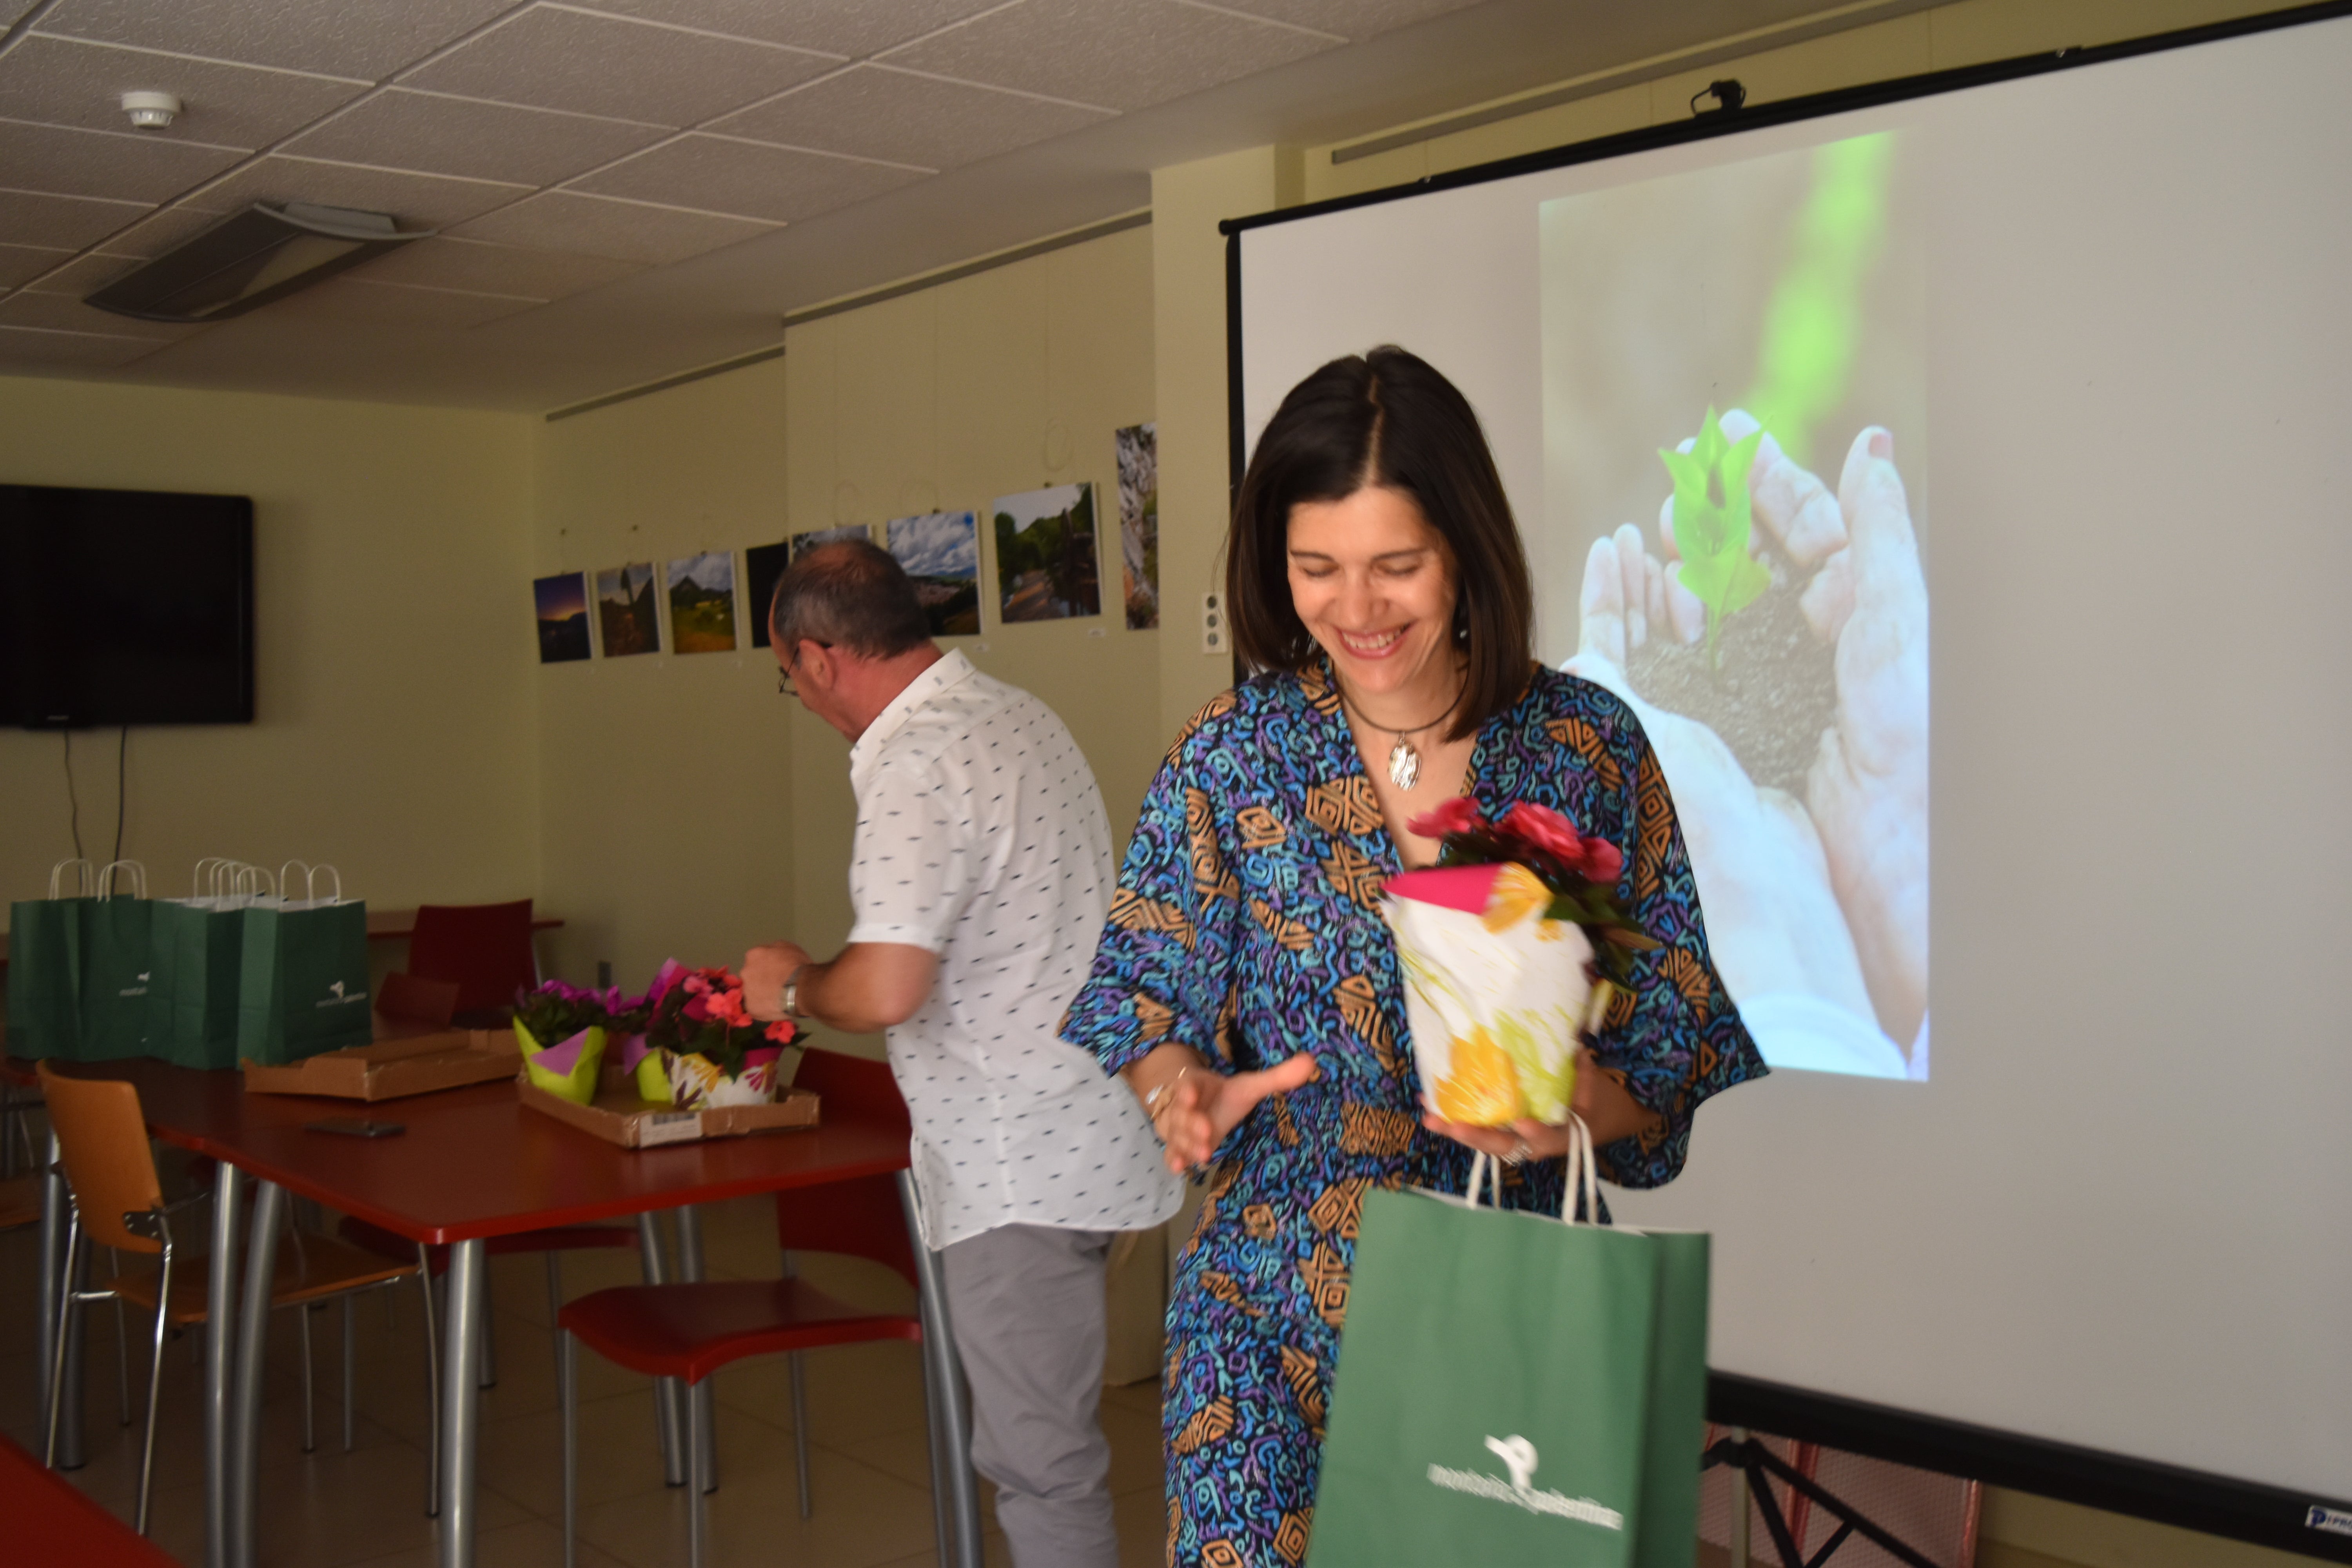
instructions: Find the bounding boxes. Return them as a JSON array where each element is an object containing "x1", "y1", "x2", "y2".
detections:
[{"x1": 84, "y1": 202, "x2": 432, "y2": 324}]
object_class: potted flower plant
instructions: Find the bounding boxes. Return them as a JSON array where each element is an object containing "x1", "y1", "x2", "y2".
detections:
[
  {"x1": 513, "y1": 980, "x2": 612, "y2": 1105},
  {"x1": 642, "y1": 959, "x2": 799, "y2": 1109},
  {"x1": 1383, "y1": 799, "x2": 1658, "y2": 1128}
]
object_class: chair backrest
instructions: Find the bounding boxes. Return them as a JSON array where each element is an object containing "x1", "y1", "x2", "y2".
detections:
[
  {"x1": 406, "y1": 900, "x2": 536, "y2": 1016},
  {"x1": 36, "y1": 1065, "x2": 164, "y2": 1255},
  {"x1": 377, "y1": 970, "x2": 460, "y2": 1029},
  {"x1": 777, "y1": 1047, "x2": 918, "y2": 1288}
]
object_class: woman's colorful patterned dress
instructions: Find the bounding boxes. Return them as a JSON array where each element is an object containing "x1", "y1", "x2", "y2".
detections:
[{"x1": 1060, "y1": 660, "x2": 1766, "y2": 1568}]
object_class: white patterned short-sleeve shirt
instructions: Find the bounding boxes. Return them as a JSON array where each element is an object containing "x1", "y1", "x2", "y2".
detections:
[{"x1": 847, "y1": 651, "x2": 1180, "y2": 1248}]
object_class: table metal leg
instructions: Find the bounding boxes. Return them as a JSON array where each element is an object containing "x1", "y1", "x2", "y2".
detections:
[
  {"x1": 34, "y1": 1134, "x2": 84, "y2": 1471},
  {"x1": 438, "y1": 1239, "x2": 488, "y2": 1568},
  {"x1": 203, "y1": 1163, "x2": 245, "y2": 1568},
  {"x1": 635, "y1": 1211, "x2": 687, "y2": 1486},
  {"x1": 228, "y1": 1178, "x2": 285, "y2": 1568},
  {"x1": 897, "y1": 1172, "x2": 980, "y2": 1568},
  {"x1": 674, "y1": 1206, "x2": 718, "y2": 1495}
]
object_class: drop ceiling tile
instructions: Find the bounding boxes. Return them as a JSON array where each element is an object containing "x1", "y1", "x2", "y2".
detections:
[
  {"x1": 0, "y1": 322, "x2": 165, "y2": 370},
  {"x1": 0, "y1": 287, "x2": 201, "y2": 339},
  {"x1": 21, "y1": 249, "x2": 142, "y2": 294},
  {"x1": 401, "y1": 8, "x2": 835, "y2": 128},
  {"x1": 348, "y1": 234, "x2": 644, "y2": 299},
  {"x1": 281, "y1": 89, "x2": 670, "y2": 188},
  {"x1": 0, "y1": 119, "x2": 245, "y2": 203},
  {"x1": 571, "y1": 135, "x2": 923, "y2": 223},
  {"x1": 262, "y1": 275, "x2": 542, "y2": 329},
  {"x1": 1202, "y1": 0, "x2": 1479, "y2": 40},
  {"x1": 0, "y1": 241, "x2": 75, "y2": 289},
  {"x1": 97, "y1": 201, "x2": 232, "y2": 257},
  {"x1": 0, "y1": 36, "x2": 368, "y2": 149},
  {"x1": 36, "y1": 0, "x2": 519, "y2": 82},
  {"x1": 184, "y1": 155, "x2": 529, "y2": 229},
  {"x1": 709, "y1": 64, "x2": 1109, "y2": 171},
  {"x1": 880, "y1": 0, "x2": 1338, "y2": 111},
  {"x1": 448, "y1": 189, "x2": 775, "y2": 265},
  {"x1": 0, "y1": 188, "x2": 150, "y2": 249},
  {"x1": 565, "y1": 0, "x2": 1004, "y2": 58}
]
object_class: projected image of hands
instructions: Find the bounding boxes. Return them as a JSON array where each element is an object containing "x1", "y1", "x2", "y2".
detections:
[{"x1": 1542, "y1": 132, "x2": 1927, "y2": 1079}]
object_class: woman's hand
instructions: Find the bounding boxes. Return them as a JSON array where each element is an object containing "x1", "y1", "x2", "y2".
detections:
[
  {"x1": 1421, "y1": 1049, "x2": 1660, "y2": 1158},
  {"x1": 1126, "y1": 1044, "x2": 1319, "y2": 1174}
]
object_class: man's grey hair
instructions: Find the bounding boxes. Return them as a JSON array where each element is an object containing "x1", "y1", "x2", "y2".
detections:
[{"x1": 769, "y1": 538, "x2": 931, "y2": 659}]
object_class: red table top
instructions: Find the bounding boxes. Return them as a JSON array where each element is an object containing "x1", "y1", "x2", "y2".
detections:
[
  {"x1": 9, "y1": 1056, "x2": 910, "y2": 1246},
  {"x1": 2, "y1": 1431, "x2": 179, "y2": 1566}
]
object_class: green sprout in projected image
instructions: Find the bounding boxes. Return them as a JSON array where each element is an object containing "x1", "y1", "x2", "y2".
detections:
[{"x1": 1658, "y1": 406, "x2": 1768, "y2": 668}]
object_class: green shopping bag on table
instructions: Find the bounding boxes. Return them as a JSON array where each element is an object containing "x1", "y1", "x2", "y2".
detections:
[
  {"x1": 6, "y1": 858, "x2": 94, "y2": 1060},
  {"x1": 74, "y1": 860, "x2": 157, "y2": 1061},
  {"x1": 146, "y1": 859, "x2": 259, "y2": 1070},
  {"x1": 236, "y1": 864, "x2": 373, "y2": 1066},
  {"x1": 1308, "y1": 1125, "x2": 1710, "y2": 1568}
]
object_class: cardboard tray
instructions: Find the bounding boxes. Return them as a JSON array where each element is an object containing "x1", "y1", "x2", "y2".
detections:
[
  {"x1": 243, "y1": 1027, "x2": 519, "y2": 1101},
  {"x1": 516, "y1": 1064, "x2": 820, "y2": 1149}
]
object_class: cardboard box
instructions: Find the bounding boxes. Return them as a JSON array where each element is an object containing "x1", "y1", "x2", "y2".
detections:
[
  {"x1": 243, "y1": 1027, "x2": 519, "y2": 1101},
  {"x1": 517, "y1": 1066, "x2": 820, "y2": 1149}
]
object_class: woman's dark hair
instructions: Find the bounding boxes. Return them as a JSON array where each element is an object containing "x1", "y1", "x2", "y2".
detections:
[{"x1": 1227, "y1": 345, "x2": 1534, "y2": 741}]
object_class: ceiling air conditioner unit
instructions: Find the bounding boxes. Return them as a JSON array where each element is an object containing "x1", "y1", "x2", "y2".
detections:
[{"x1": 85, "y1": 202, "x2": 432, "y2": 324}]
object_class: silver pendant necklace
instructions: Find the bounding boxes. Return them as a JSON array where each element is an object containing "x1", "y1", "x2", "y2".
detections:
[{"x1": 1341, "y1": 689, "x2": 1457, "y2": 791}]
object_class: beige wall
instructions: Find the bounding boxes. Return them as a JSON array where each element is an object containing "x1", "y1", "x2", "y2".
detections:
[{"x1": 0, "y1": 375, "x2": 537, "y2": 915}]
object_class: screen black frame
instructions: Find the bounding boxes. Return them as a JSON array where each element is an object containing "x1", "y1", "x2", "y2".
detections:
[{"x1": 1218, "y1": 3, "x2": 2352, "y2": 1558}]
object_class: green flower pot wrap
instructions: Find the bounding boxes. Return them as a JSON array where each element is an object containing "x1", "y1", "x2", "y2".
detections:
[{"x1": 517, "y1": 1021, "x2": 605, "y2": 1105}]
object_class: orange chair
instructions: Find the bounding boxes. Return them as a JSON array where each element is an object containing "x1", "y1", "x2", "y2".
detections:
[
  {"x1": 557, "y1": 1047, "x2": 927, "y2": 1568},
  {"x1": 405, "y1": 900, "x2": 537, "y2": 1022},
  {"x1": 38, "y1": 1064, "x2": 440, "y2": 1532}
]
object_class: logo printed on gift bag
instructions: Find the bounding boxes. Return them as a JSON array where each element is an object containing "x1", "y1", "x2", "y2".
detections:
[
  {"x1": 2309, "y1": 1505, "x2": 2352, "y2": 1539},
  {"x1": 315, "y1": 979, "x2": 370, "y2": 1009},
  {"x1": 119, "y1": 970, "x2": 151, "y2": 998},
  {"x1": 1425, "y1": 1435, "x2": 1625, "y2": 1530}
]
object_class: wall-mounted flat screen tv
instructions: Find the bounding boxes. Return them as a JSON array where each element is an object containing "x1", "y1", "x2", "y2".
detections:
[{"x1": 0, "y1": 485, "x2": 256, "y2": 728}]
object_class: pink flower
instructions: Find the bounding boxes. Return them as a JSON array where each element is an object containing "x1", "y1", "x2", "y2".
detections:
[
  {"x1": 682, "y1": 974, "x2": 710, "y2": 996},
  {"x1": 764, "y1": 1020, "x2": 798, "y2": 1045},
  {"x1": 1406, "y1": 796, "x2": 1486, "y2": 839},
  {"x1": 1581, "y1": 837, "x2": 1624, "y2": 884},
  {"x1": 707, "y1": 987, "x2": 750, "y2": 1027},
  {"x1": 682, "y1": 994, "x2": 710, "y2": 1022},
  {"x1": 1498, "y1": 802, "x2": 1585, "y2": 866},
  {"x1": 648, "y1": 959, "x2": 687, "y2": 1001}
]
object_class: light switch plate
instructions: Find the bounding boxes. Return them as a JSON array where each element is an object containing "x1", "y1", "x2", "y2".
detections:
[{"x1": 1201, "y1": 592, "x2": 1228, "y2": 655}]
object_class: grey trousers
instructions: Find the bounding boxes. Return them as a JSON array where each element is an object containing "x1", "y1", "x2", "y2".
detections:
[{"x1": 940, "y1": 1223, "x2": 1120, "y2": 1568}]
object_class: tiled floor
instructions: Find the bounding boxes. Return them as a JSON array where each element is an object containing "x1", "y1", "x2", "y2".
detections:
[{"x1": 2, "y1": 1174, "x2": 1170, "y2": 1568}]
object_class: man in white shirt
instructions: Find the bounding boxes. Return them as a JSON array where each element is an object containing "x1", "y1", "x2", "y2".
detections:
[{"x1": 744, "y1": 540, "x2": 1178, "y2": 1568}]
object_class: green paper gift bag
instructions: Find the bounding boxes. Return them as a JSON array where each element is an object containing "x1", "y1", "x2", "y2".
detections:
[
  {"x1": 146, "y1": 860, "x2": 258, "y2": 1070},
  {"x1": 1307, "y1": 1129, "x2": 1710, "y2": 1568},
  {"x1": 75, "y1": 860, "x2": 157, "y2": 1061},
  {"x1": 236, "y1": 865, "x2": 373, "y2": 1066},
  {"x1": 6, "y1": 859, "x2": 94, "y2": 1060}
]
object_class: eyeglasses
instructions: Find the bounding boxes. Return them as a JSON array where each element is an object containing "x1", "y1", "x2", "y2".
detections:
[{"x1": 775, "y1": 639, "x2": 830, "y2": 697}]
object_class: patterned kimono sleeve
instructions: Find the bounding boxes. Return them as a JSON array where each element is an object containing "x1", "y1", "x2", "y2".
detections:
[
  {"x1": 1584, "y1": 705, "x2": 1768, "y2": 1189},
  {"x1": 1060, "y1": 718, "x2": 1239, "y2": 1077}
]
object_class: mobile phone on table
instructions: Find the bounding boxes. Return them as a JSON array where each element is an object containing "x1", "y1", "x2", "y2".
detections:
[{"x1": 303, "y1": 1118, "x2": 405, "y2": 1138}]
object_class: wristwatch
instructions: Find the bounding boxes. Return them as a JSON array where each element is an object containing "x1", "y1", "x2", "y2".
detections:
[{"x1": 781, "y1": 972, "x2": 803, "y2": 1019}]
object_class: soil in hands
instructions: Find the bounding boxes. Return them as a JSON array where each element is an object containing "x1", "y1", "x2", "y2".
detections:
[{"x1": 1627, "y1": 544, "x2": 1837, "y2": 796}]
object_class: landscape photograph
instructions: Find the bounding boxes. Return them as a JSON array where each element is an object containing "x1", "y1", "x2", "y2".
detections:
[
  {"x1": 665, "y1": 552, "x2": 739, "y2": 653},
  {"x1": 1116, "y1": 423, "x2": 1158, "y2": 629},
  {"x1": 887, "y1": 511, "x2": 982, "y2": 635},
  {"x1": 595, "y1": 561, "x2": 661, "y2": 657},
  {"x1": 993, "y1": 483, "x2": 1100, "y2": 621},
  {"x1": 533, "y1": 572, "x2": 590, "y2": 663}
]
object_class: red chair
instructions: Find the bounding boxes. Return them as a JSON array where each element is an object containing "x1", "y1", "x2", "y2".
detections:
[
  {"x1": 405, "y1": 900, "x2": 537, "y2": 1022},
  {"x1": 557, "y1": 1047, "x2": 925, "y2": 1568}
]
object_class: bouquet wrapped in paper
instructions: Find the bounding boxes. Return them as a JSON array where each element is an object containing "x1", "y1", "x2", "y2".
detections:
[{"x1": 1384, "y1": 799, "x2": 1657, "y2": 1127}]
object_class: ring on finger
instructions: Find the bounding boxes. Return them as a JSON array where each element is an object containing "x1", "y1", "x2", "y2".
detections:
[{"x1": 1503, "y1": 1138, "x2": 1533, "y2": 1166}]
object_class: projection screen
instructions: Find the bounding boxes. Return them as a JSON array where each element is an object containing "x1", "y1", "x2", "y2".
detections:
[{"x1": 1230, "y1": 6, "x2": 2351, "y2": 1552}]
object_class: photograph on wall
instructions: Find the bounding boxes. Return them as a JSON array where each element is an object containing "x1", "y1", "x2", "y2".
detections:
[
  {"x1": 791, "y1": 524, "x2": 871, "y2": 559},
  {"x1": 993, "y1": 482, "x2": 1100, "y2": 622},
  {"x1": 1541, "y1": 129, "x2": 1927, "y2": 1081},
  {"x1": 665, "y1": 552, "x2": 738, "y2": 653},
  {"x1": 1116, "y1": 423, "x2": 1159, "y2": 629},
  {"x1": 594, "y1": 561, "x2": 662, "y2": 657},
  {"x1": 887, "y1": 511, "x2": 981, "y2": 636},
  {"x1": 532, "y1": 572, "x2": 591, "y2": 664},
  {"x1": 743, "y1": 539, "x2": 790, "y2": 648}
]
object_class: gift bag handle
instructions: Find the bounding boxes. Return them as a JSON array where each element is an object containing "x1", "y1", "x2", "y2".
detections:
[
  {"x1": 278, "y1": 860, "x2": 312, "y2": 899},
  {"x1": 232, "y1": 864, "x2": 276, "y2": 906},
  {"x1": 305, "y1": 864, "x2": 344, "y2": 905},
  {"x1": 48, "y1": 858, "x2": 96, "y2": 899},
  {"x1": 95, "y1": 860, "x2": 147, "y2": 900},
  {"x1": 1563, "y1": 1114, "x2": 1600, "y2": 1227}
]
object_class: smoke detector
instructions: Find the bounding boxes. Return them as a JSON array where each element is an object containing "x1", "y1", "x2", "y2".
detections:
[{"x1": 121, "y1": 91, "x2": 180, "y2": 129}]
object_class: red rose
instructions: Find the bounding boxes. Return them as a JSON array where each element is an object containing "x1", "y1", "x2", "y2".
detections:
[
  {"x1": 1406, "y1": 796, "x2": 1486, "y2": 839},
  {"x1": 1581, "y1": 837, "x2": 1624, "y2": 884},
  {"x1": 1498, "y1": 802, "x2": 1585, "y2": 866}
]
